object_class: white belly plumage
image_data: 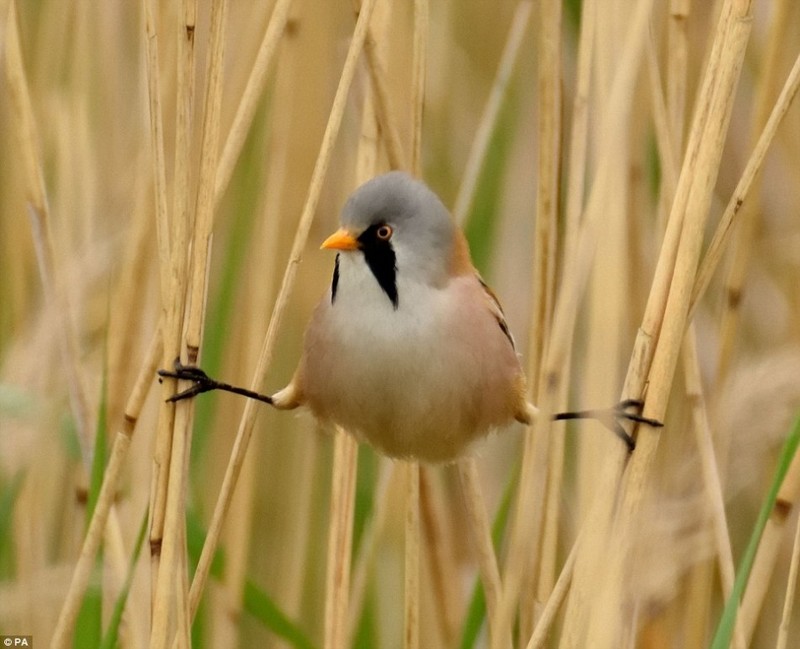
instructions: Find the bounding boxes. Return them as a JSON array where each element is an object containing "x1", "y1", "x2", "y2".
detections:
[{"x1": 298, "y1": 256, "x2": 522, "y2": 462}]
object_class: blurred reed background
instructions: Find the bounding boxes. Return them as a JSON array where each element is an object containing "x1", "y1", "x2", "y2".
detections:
[{"x1": 2, "y1": 0, "x2": 800, "y2": 647}]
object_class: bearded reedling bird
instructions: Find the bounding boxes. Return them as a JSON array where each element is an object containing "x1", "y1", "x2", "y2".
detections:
[{"x1": 160, "y1": 172, "x2": 660, "y2": 462}]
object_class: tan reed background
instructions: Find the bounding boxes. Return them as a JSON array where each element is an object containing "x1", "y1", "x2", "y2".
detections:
[{"x1": 2, "y1": 0, "x2": 800, "y2": 648}]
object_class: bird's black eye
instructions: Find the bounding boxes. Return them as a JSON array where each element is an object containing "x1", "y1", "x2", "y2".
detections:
[{"x1": 376, "y1": 224, "x2": 393, "y2": 241}]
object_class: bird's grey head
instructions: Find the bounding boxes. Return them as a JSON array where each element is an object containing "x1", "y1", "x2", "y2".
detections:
[{"x1": 340, "y1": 171, "x2": 455, "y2": 289}]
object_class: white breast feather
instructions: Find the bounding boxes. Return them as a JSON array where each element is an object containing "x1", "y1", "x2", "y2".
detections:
[{"x1": 302, "y1": 253, "x2": 521, "y2": 461}]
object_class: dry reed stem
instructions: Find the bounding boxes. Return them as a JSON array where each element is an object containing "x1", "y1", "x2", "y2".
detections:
[
  {"x1": 402, "y1": 2, "x2": 426, "y2": 647},
  {"x1": 660, "y1": 0, "x2": 690, "y2": 229},
  {"x1": 347, "y1": 461, "x2": 394, "y2": 642},
  {"x1": 528, "y1": 0, "x2": 592, "y2": 643},
  {"x1": 152, "y1": 312, "x2": 192, "y2": 644},
  {"x1": 534, "y1": 0, "x2": 561, "y2": 338},
  {"x1": 356, "y1": 0, "x2": 405, "y2": 170},
  {"x1": 682, "y1": 331, "x2": 735, "y2": 592},
  {"x1": 690, "y1": 49, "x2": 800, "y2": 316},
  {"x1": 50, "y1": 331, "x2": 161, "y2": 649},
  {"x1": 664, "y1": 7, "x2": 700, "y2": 636},
  {"x1": 712, "y1": 0, "x2": 793, "y2": 389},
  {"x1": 354, "y1": 2, "x2": 388, "y2": 195},
  {"x1": 152, "y1": 0, "x2": 225, "y2": 642},
  {"x1": 158, "y1": 0, "x2": 229, "y2": 625},
  {"x1": 525, "y1": 537, "x2": 578, "y2": 649},
  {"x1": 633, "y1": 0, "x2": 750, "y2": 422},
  {"x1": 5, "y1": 5, "x2": 128, "y2": 645},
  {"x1": 682, "y1": 329, "x2": 746, "y2": 649},
  {"x1": 584, "y1": 2, "x2": 753, "y2": 646},
  {"x1": 144, "y1": 0, "x2": 179, "y2": 602},
  {"x1": 4, "y1": 0, "x2": 46, "y2": 220},
  {"x1": 419, "y1": 468, "x2": 460, "y2": 644},
  {"x1": 170, "y1": 0, "x2": 229, "y2": 643},
  {"x1": 562, "y1": 0, "x2": 595, "y2": 249},
  {"x1": 404, "y1": 461, "x2": 420, "y2": 649},
  {"x1": 740, "y1": 484, "x2": 800, "y2": 643},
  {"x1": 143, "y1": 0, "x2": 171, "y2": 304},
  {"x1": 618, "y1": 0, "x2": 736, "y2": 430},
  {"x1": 410, "y1": 0, "x2": 427, "y2": 174},
  {"x1": 551, "y1": 13, "x2": 595, "y2": 613},
  {"x1": 150, "y1": 0, "x2": 198, "y2": 615},
  {"x1": 495, "y1": 2, "x2": 655, "y2": 647},
  {"x1": 185, "y1": 0, "x2": 379, "y2": 618},
  {"x1": 186, "y1": 0, "x2": 227, "y2": 355},
  {"x1": 570, "y1": 11, "x2": 637, "y2": 637},
  {"x1": 491, "y1": 0, "x2": 574, "y2": 644},
  {"x1": 525, "y1": 0, "x2": 560, "y2": 397},
  {"x1": 152, "y1": 399, "x2": 193, "y2": 649},
  {"x1": 646, "y1": 35, "x2": 680, "y2": 204},
  {"x1": 214, "y1": 0, "x2": 294, "y2": 205},
  {"x1": 228, "y1": 46, "x2": 317, "y2": 632},
  {"x1": 531, "y1": 436, "x2": 562, "y2": 627},
  {"x1": 492, "y1": 428, "x2": 548, "y2": 649},
  {"x1": 529, "y1": 0, "x2": 562, "y2": 627},
  {"x1": 324, "y1": 430, "x2": 358, "y2": 649},
  {"x1": 5, "y1": 0, "x2": 92, "y2": 463},
  {"x1": 456, "y1": 459, "x2": 502, "y2": 640},
  {"x1": 776, "y1": 509, "x2": 800, "y2": 649},
  {"x1": 452, "y1": 0, "x2": 532, "y2": 224},
  {"x1": 106, "y1": 175, "x2": 162, "y2": 419},
  {"x1": 739, "y1": 447, "x2": 800, "y2": 641},
  {"x1": 667, "y1": 0, "x2": 690, "y2": 146},
  {"x1": 552, "y1": 1, "x2": 658, "y2": 645},
  {"x1": 51, "y1": 436, "x2": 131, "y2": 646},
  {"x1": 626, "y1": 3, "x2": 747, "y2": 480}
]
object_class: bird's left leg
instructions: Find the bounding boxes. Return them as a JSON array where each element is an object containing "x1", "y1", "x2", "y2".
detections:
[{"x1": 553, "y1": 399, "x2": 663, "y2": 451}]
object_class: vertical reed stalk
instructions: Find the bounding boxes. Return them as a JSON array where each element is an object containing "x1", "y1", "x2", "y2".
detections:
[
  {"x1": 457, "y1": 459, "x2": 502, "y2": 641},
  {"x1": 404, "y1": 1, "x2": 426, "y2": 647},
  {"x1": 452, "y1": 0, "x2": 533, "y2": 225},
  {"x1": 149, "y1": 0, "x2": 197, "y2": 633},
  {"x1": 50, "y1": 332, "x2": 160, "y2": 649},
  {"x1": 6, "y1": 3, "x2": 127, "y2": 645},
  {"x1": 214, "y1": 0, "x2": 294, "y2": 206},
  {"x1": 585, "y1": 2, "x2": 753, "y2": 646},
  {"x1": 529, "y1": 0, "x2": 563, "y2": 626},
  {"x1": 185, "y1": 0, "x2": 379, "y2": 618},
  {"x1": 713, "y1": 0, "x2": 793, "y2": 389},
  {"x1": 403, "y1": 461, "x2": 420, "y2": 649},
  {"x1": 347, "y1": 462, "x2": 394, "y2": 642},
  {"x1": 776, "y1": 511, "x2": 800, "y2": 649},
  {"x1": 324, "y1": 430, "x2": 358, "y2": 649},
  {"x1": 153, "y1": 0, "x2": 229, "y2": 643}
]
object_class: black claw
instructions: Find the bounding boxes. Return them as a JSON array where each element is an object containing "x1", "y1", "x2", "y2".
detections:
[
  {"x1": 157, "y1": 362, "x2": 211, "y2": 382},
  {"x1": 553, "y1": 398, "x2": 662, "y2": 452},
  {"x1": 165, "y1": 383, "x2": 211, "y2": 402},
  {"x1": 613, "y1": 399, "x2": 664, "y2": 428},
  {"x1": 613, "y1": 421, "x2": 636, "y2": 452},
  {"x1": 158, "y1": 361, "x2": 219, "y2": 403}
]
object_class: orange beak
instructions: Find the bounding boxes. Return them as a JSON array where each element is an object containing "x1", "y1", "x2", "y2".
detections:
[{"x1": 320, "y1": 228, "x2": 359, "y2": 251}]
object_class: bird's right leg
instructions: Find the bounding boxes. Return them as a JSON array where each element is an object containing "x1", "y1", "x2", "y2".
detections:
[{"x1": 158, "y1": 359, "x2": 275, "y2": 405}]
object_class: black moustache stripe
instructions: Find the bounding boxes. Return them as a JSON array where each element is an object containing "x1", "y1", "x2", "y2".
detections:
[
  {"x1": 362, "y1": 242, "x2": 398, "y2": 309},
  {"x1": 330, "y1": 253, "x2": 341, "y2": 304},
  {"x1": 329, "y1": 224, "x2": 399, "y2": 309}
]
